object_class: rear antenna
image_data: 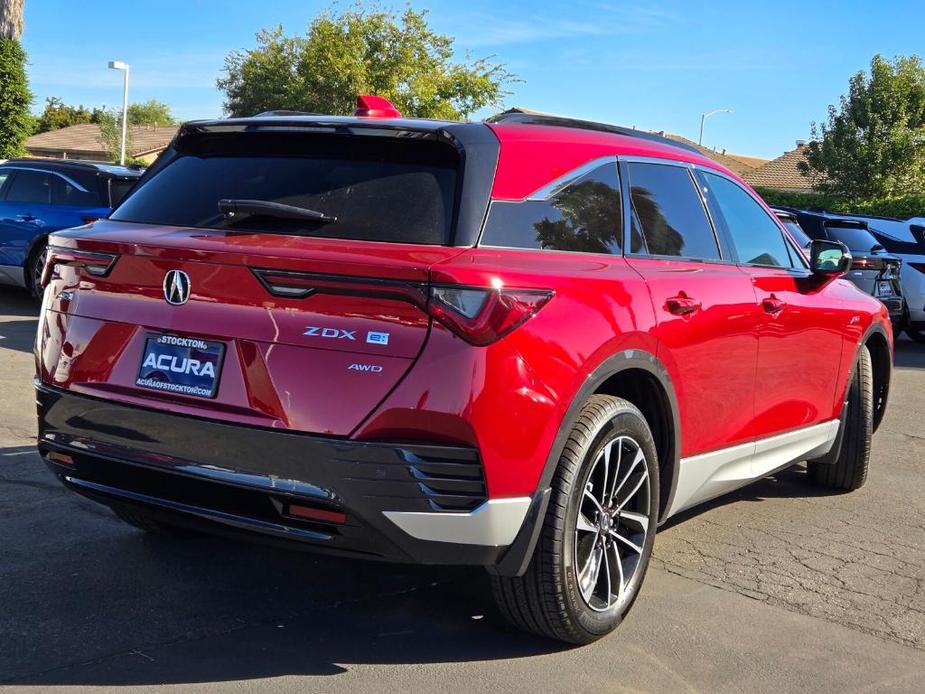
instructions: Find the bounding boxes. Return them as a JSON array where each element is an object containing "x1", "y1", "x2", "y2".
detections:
[{"x1": 354, "y1": 95, "x2": 402, "y2": 119}]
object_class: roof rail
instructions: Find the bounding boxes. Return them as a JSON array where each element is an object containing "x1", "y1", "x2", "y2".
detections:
[
  {"x1": 486, "y1": 108, "x2": 702, "y2": 155},
  {"x1": 252, "y1": 109, "x2": 322, "y2": 117}
]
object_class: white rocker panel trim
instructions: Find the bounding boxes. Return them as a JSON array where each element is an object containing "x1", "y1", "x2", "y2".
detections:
[
  {"x1": 666, "y1": 419, "x2": 840, "y2": 518},
  {"x1": 383, "y1": 497, "x2": 532, "y2": 546}
]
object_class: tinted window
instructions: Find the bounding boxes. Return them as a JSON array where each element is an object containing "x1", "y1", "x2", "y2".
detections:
[
  {"x1": 111, "y1": 133, "x2": 458, "y2": 245},
  {"x1": 781, "y1": 219, "x2": 811, "y2": 248},
  {"x1": 826, "y1": 225, "x2": 881, "y2": 252},
  {"x1": 481, "y1": 163, "x2": 622, "y2": 253},
  {"x1": 50, "y1": 176, "x2": 102, "y2": 207},
  {"x1": 5, "y1": 171, "x2": 52, "y2": 204},
  {"x1": 108, "y1": 177, "x2": 137, "y2": 207},
  {"x1": 0, "y1": 170, "x2": 9, "y2": 196},
  {"x1": 628, "y1": 163, "x2": 719, "y2": 260},
  {"x1": 703, "y1": 173, "x2": 792, "y2": 267}
]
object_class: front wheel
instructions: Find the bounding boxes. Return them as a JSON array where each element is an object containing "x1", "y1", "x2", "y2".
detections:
[
  {"x1": 807, "y1": 344, "x2": 873, "y2": 491},
  {"x1": 491, "y1": 395, "x2": 659, "y2": 644}
]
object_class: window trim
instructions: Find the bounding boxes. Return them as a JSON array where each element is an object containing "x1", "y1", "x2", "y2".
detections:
[
  {"x1": 0, "y1": 166, "x2": 90, "y2": 194},
  {"x1": 619, "y1": 157, "x2": 731, "y2": 265},
  {"x1": 695, "y1": 167, "x2": 810, "y2": 272},
  {"x1": 476, "y1": 160, "x2": 624, "y2": 255}
]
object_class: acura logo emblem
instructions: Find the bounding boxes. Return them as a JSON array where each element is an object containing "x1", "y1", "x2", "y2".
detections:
[{"x1": 163, "y1": 270, "x2": 191, "y2": 306}]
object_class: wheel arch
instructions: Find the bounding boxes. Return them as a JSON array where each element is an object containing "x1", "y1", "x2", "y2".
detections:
[
  {"x1": 538, "y1": 349, "x2": 681, "y2": 525},
  {"x1": 863, "y1": 324, "x2": 891, "y2": 433},
  {"x1": 23, "y1": 233, "x2": 49, "y2": 290}
]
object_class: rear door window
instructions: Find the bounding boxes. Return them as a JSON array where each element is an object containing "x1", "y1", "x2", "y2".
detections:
[
  {"x1": 480, "y1": 162, "x2": 622, "y2": 253},
  {"x1": 50, "y1": 175, "x2": 102, "y2": 207},
  {"x1": 5, "y1": 170, "x2": 52, "y2": 204},
  {"x1": 702, "y1": 172, "x2": 796, "y2": 268},
  {"x1": 626, "y1": 162, "x2": 720, "y2": 260},
  {"x1": 111, "y1": 133, "x2": 459, "y2": 245}
]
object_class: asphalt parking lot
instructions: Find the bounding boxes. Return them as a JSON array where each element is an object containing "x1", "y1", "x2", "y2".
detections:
[{"x1": 2, "y1": 288, "x2": 924, "y2": 693}]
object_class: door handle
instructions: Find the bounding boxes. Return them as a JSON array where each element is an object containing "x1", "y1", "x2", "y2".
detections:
[
  {"x1": 666, "y1": 295, "x2": 702, "y2": 316},
  {"x1": 762, "y1": 296, "x2": 785, "y2": 315}
]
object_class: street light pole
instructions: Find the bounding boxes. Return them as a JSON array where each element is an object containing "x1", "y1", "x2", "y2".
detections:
[
  {"x1": 699, "y1": 108, "x2": 732, "y2": 146},
  {"x1": 108, "y1": 61, "x2": 130, "y2": 165}
]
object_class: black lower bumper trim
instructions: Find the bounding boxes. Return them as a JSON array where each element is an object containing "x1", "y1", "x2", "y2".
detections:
[{"x1": 35, "y1": 385, "x2": 542, "y2": 571}]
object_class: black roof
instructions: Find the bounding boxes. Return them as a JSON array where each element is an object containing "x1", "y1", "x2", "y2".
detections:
[
  {"x1": 1, "y1": 158, "x2": 144, "y2": 177},
  {"x1": 486, "y1": 108, "x2": 703, "y2": 155}
]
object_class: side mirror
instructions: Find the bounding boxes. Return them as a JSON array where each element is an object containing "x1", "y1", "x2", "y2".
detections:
[{"x1": 810, "y1": 239, "x2": 852, "y2": 276}]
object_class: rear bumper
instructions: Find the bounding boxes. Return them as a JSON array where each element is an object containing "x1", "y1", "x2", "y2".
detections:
[{"x1": 36, "y1": 385, "x2": 547, "y2": 574}]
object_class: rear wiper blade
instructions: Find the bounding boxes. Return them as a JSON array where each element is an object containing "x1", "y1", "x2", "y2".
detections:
[{"x1": 218, "y1": 199, "x2": 337, "y2": 223}]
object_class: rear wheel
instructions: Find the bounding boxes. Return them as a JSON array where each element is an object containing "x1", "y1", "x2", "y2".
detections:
[
  {"x1": 808, "y1": 345, "x2": 873, "y2": 491},
  {"x1": 491, "y1": 395, "x2": 659, "y2": 644},
  {"x1": 111, "y1": 505, "x2": 196, "y2": 537},
  {"x1": 27, "y1": 241, "x2": 48, "y2": 299}
]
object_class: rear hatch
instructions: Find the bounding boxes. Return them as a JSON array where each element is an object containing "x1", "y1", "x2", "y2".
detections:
[{"x1": 39, "y1": 123, "x2": 492, "y2": 436}]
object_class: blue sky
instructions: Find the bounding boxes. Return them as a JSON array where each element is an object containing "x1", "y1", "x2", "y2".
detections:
[{"x1": 21, "y1": 0, "x2": 925, "y2": 158}]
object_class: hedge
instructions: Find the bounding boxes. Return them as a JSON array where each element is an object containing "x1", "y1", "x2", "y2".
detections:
[{"x1": 754, "y1": 186, "x2": 925, "y2": 220}]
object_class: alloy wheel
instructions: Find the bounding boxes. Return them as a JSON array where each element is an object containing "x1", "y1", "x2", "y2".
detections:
[{"x1": 574, "y1": 435, "x2": 651, "y2": 612}]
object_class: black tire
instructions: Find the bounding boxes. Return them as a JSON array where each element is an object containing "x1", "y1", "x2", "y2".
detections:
[
  {"x1": 491, "y1": 395, "x2": 659, "y2": 644},
  {"x1": 905, "y1": 326, "x2": 925, "y2": 344},
  {"x1": 111, "y1": 504, "x2": 195, "y2": 537},
  {"x1": 27, "y1": 241, "x2": 48, "y2": 300},
  {"x1": 808, "y1": 344, "x2": 873, "y2": 491}
]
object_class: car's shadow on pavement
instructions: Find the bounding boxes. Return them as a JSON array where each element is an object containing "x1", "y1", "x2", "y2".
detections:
[
  {"x1": 894, "y1": 336, "x2": 925, "y2": 369},
  {"x1": 1, "y1": 447, "x2": 561, "y2": 687},
  {"x1": 0, "y1": 289, "x2": 38, "y2": 354}
]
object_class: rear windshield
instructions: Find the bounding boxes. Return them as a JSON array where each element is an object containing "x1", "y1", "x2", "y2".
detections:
[
  {"x1": 781, "y1": 219, "x2": 811, "y2": 248},
  {"x1": 110, "y1": 132, "x2": 459, "y2": 244},
  {"x1": 825, "y1": 225, "x2": 879, "y2": 252}
]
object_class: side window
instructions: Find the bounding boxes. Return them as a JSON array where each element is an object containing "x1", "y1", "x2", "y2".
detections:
[
  {"x1": 627, "y1": 162, "x2": 720, "y2": 260},
  {"x1": 5, "y1": 171, "x2": 52, "y2": 204},
  {"x1": 703, "y1": 172, "x2": 795, "y2": 268},
  {"x1": 0, "y1": 170, "x2": 9, "y2": 198},
  {"x1": 50, "y1": 176, "x2": 101, "y2": 207},
  {"x1": 480, "y1": 163, "x2": 622, "y2": 254}
]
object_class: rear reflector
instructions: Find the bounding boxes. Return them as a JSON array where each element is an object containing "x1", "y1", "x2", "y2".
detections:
[
  {"x1": 910, "y1": 262, "x2": 925, "y2": 275},
  {"x1": 46, "y1": 451, "x2": 75, "y2": 467},
  {"x1": 287, "y1": 504, "x2": 347, "y2": 525},
  {"x1": 42, "y1": 246, "x2": 118, "y2": 287}
]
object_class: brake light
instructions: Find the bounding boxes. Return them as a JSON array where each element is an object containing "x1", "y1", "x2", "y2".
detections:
[
  {"x1": 41, "y1": 246, "x2": 118, "y2": 287},
  {"x1": 910, "y1": 263, "x2": 925, "y2": 275},
  {"x1": 81, "y1": 216, "x2": 99, "y2": 225},
  {"x1": 428, "y1": 285, "x2": 553, "y2": 346}
]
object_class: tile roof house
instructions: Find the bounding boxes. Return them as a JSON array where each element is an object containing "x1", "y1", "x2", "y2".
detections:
[
  {"x1": 25, "y1": 123, "x2": 179, "y2": 164},
  {"x1": 655, "y1": 132, "x2": 770, "y2": 177},
  {"x1": 742, "y1": 144, "x2": 822, "y2": 192}
]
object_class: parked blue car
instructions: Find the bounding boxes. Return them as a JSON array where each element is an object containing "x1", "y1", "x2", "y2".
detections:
[{"x1": 0, "y1": 159, "x2": 143, "y2": 296}]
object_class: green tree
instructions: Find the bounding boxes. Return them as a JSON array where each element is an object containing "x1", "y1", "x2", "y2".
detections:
[
  {"x1": 217, "y1": 4, "x2": 516, "y2": 119},
  {"x1": 0, "y1": 0, "x2": 32, "y2": 158},
  {"x1": 127, "y1": 98, "x2": 175, "y2": 125},
  {"x1": 34, "y1": 97, "x2": 106, "y2": 134},
  {"x1": 800, "y1": 54, "x2": 925, "y2": 199}
]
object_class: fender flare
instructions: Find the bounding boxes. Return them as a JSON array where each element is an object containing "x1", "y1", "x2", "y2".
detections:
[
  {"x1": 536, "y1": 348, "x2": 682, "y2": 521},
  {"x1": 490, "y1": 349, "x2": 682, "y2": 577}
]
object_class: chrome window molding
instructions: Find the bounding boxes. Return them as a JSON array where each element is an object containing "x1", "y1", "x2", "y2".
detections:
[
  {"x1": 525, "y1": 156, "x2": 619, "y2": 201},
  {"x1": 0, "y1": 165, "x2": 90, "y2": 193}
]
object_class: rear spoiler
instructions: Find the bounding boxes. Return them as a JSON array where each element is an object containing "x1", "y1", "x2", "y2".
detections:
[{"x1": 823, "y1": 218, "x2": 868, "y2": 230}]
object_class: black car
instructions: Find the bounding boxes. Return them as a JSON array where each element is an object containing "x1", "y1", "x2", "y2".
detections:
[{"x1": 774, "y1": 208, "x2": 904, "y2": 327}]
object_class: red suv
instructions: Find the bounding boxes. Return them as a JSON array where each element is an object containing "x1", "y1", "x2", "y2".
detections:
[{"x1": 35, "y1": 99, "x2": 893, "y2": 644}]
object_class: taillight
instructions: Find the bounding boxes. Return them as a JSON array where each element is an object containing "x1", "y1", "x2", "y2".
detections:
[
  {"x1": 427, "y1": 285, "x2": 553, "y2": 346},
  {"x1": 910, "y1": 262, "x2": 925, "y2": 275},
  {"x1": 81, "y1": 216, "x2": 99, "y2": 225},
  {"x1": 42, "y1": 246, "x2": 118, "y2": 287}
]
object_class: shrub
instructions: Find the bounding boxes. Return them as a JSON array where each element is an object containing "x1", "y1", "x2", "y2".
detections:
[{"x1": 754, "y1": 187, "x2": 925, "y2": 220}]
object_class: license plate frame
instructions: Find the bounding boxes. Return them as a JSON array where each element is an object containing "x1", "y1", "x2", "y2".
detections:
[{"x1": 135, "y1": 334, "x2": 225, "y2": 399}]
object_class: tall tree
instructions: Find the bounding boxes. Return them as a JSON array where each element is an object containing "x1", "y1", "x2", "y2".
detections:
[
  {"x1": 127, "y1": 98, "x2": 175, "y2": 126},
  {"x1": 0, "y1": 0, "x2": 32, "y2": 158},
  {"x1": 34, "y1": 97, "x2": 106, "y2": 134},
  {"x1": 800, "y1": 54, "x2": 925, "y2": 199},
  {"x1": 217, "y1": 4, "x2": 516, "y2": 120}
]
